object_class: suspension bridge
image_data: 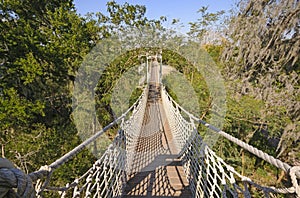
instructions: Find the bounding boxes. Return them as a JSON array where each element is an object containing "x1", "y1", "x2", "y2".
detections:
[{"x1": 0, "y1": 60, "x2": 299, "y2": 198}]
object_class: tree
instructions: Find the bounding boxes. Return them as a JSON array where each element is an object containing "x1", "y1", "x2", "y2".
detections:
[
  {"x1": 222, "y1": 0, "x2": 300, "y2": 165},
  {"x1": 0, "y1": 0, "x2": 167, "y2": 191},
  {"x1": 0, "y1": 0, "x2": 101, "y2": 185},
  {"x1": 188, "y1": 6, "x2": 225, "y2": 42}
]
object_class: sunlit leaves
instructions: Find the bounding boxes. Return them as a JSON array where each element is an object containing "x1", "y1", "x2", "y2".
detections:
[
  {"x1": 15, "y1": 52, "x2": 42, "y2": 84},
  {"x1": 0, "y1": 88, "x2": 44, "y2": 130}
]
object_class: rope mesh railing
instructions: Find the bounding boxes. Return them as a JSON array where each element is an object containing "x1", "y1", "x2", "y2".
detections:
[
  {"x1": 161, "y1": 87, "x2": 300, "y2": 197},
  {"x1": 30, "y1": 87, "x2": 148, "y2": 197},
  {"x1": 1, "y1": 84, "x2": 299, "y2": 197}
]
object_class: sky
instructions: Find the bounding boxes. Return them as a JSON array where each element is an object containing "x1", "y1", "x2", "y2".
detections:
[{"x1": 74, "y1": 0, "x2": 237, "y2": 33}]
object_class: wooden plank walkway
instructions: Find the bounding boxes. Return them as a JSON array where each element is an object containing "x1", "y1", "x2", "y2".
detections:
[{"x1": 123, "y1": 62, "x2": 192, "y2": 197}]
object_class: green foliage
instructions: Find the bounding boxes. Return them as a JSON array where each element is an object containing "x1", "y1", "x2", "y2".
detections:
[
  {"x1": 0, "y1": 0, "x2": 159, "y2": 190},
  {"x1": 0, "y1": 0, "x2": 297, "y2": 194},
  {"x1": 16, "y1": 53, "x2": 43, "y2": 85},
  {"x1": 224, "y1": 93, "x2": 264, "y2": 140},
  {"x1": 129, "y1": 87, "x2": 143, "y2": 107},
  {"x1": 188, "y1": 6, "x2": 225, "y2": 39},
  {"x1": 203, "y1": 44, "x2": 224, "y2": 64},
  {"x1": 95, "y1": 48, "x2": 145, "y2": 126},
  {"x1": 203, "y1": 44, "x2": 289, "y2": 188},
  {"x1": 106, "y1": 1, "x2": 147, "y2": 27},
  {"x1": 0, "y1": 88, "x2": 44, "y2": 130},
  {"x1": 161, "y1": 49, "x2": 210, "y2": 117},
  {"x1": 222, "y1": 0, "x2": 299, "y2": 167}
]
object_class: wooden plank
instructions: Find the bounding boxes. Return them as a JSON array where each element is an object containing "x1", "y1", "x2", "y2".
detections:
[{"x1": 123, "y1": 64, "x2": 192, "y2": 197}]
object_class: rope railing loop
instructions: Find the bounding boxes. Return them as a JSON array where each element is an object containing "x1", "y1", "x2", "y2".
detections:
[
  {"x1": 35, "y1": 166, "x2": 54, "y2": 196},
  {"x1": 290, "y1": 166, "x2": 300, "y2": 197},
  {"x1": 29, "y1": 165, "x2": 52, "y2": 182}
]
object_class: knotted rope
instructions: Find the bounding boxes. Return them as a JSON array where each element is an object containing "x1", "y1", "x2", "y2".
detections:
[{"x1": 290, "y1": 166, "x2": 300, "y2": 197}]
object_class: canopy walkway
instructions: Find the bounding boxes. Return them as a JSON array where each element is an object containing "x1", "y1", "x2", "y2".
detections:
[{"x1": 0, "y1": 62, "x2": 299, "y2": 198}]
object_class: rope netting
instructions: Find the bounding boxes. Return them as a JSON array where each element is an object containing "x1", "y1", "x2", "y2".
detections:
[
  {"x1": 1, "y1": 85, "x2": 299, "y2": 197},
  {"x1": 161, "y1": 87, "x2": 300, "y2": 197},
  {"x1": 29, "y1": 87, "x2": 147, "y2": 197}
]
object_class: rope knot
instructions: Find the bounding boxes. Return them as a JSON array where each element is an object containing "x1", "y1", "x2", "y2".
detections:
[
  {"x1": 289, "y1": 166, "x2": 300, "y2": 197},
  {"x1": 0, "y1": 158, "x2": 36, "y2": 198},
  {"x1": 38, "y1": 165, "x2": 52, "y2": 173}
]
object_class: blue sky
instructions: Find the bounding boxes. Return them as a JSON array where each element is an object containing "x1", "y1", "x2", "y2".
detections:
[{"x1": 74, "y1": 0, "x2": 236, "y2": 33}]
